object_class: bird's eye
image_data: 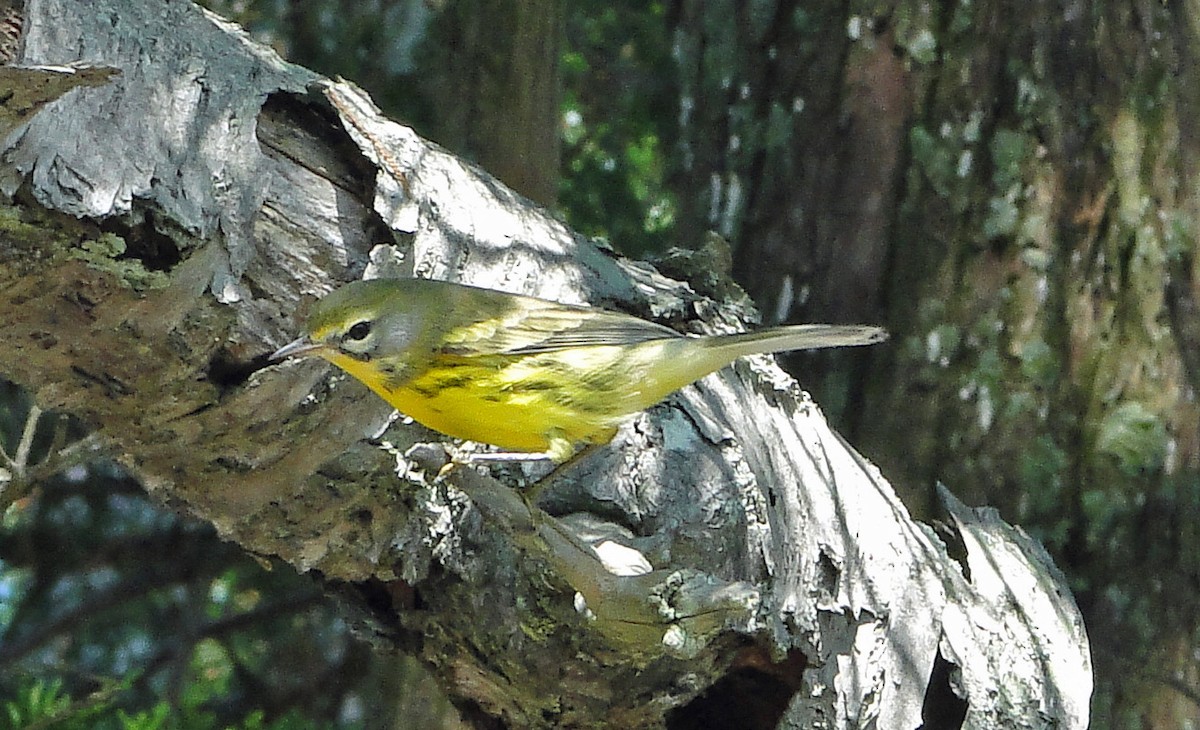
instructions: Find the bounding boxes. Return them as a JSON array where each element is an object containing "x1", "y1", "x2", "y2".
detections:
[{"x1": 346, "y1": 321, "x2": 372, "y2": 341}]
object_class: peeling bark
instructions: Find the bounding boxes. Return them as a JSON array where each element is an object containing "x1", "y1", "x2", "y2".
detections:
[{"x1": 0, "y1": 1, "x2": 1091, "y2": 727}]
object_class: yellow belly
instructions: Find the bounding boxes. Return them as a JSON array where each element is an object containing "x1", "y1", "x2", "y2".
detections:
[
  {"x1": 321, "y1": 338, "x2": 725, "y2": 458},
  {"x1": 326, "y1": 349, "x2": 630, "y2": 453},
  {"x1": 386, "y1": 383, "x2": 606, "y2": 452}
]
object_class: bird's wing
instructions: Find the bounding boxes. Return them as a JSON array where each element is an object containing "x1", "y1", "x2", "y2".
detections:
[{"x1": 438, "y1": 297, "x2": 682, "y2": 357}]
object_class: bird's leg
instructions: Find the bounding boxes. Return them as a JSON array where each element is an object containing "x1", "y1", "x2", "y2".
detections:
[
  {"x1": 445, "y1": 431, "x2": 609, "y2": 523},
  {"x1": 521, "y1": 442, "x2": 603, "y2": 504},
  {"x1": 431, "y1": 439, "x2": 563, "y2": 528},
  {"x1": 434, "y1": 443, "x2": 552, "y2": 481},
  {"x1": 469, "y1": 434, "x2": 578, "y2": 525},
  {"x1": 460, "y1": 450, "x2": 556, "y2": 463},
  {"x1": 520, "y1": 430, "x2": 615, "y2": 507},
  {"x1": 457, "y1": 431, "x2": 577, "y2": 465}
]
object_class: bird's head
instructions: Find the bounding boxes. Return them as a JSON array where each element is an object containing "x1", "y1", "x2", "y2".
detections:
[{"x1": 270, "y1": 279, "x2": 431, "y2": 366}]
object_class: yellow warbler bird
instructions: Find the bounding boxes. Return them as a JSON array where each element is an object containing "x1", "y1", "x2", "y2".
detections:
[{"x1": 271, "y1": 278, "x2": 886, "y2": 463}]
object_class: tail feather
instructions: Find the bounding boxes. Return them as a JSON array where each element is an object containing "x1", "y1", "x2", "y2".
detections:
[
  {"x1": 619, "y1": 323, "x2": 887, "y2": 414},
  {"x1": 706, "y1": 324, "x2": 888, "y2": 361}
]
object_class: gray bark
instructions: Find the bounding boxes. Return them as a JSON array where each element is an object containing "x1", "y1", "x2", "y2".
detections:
[{"x1": 0, "y1": 1, "x2": 1091, "y2": 727}]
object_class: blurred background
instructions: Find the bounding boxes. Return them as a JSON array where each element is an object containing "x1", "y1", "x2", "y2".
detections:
[{"x1": 2, "y1": 1, "x2": 1197, "y2": 727}]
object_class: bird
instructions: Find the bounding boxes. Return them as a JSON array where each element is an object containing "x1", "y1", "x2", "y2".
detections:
[{"x1": 271, "y1": 278, "x2": 886, "y2": 463}]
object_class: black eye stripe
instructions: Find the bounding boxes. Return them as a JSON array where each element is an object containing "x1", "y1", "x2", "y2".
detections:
[{"x1": 347, "y1": 321, "x2": 372, "y2": 341}]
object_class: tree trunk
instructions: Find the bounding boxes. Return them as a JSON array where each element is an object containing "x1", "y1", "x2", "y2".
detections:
[
  {"x1": 420, "y1": 0, "x2": 564, "y2": 207},
  {"x1": 0, "y1": 1, "x2": 1090, "y2": 727},
  {"x1": 666, "y1": 0, "x2": 900, "y2": 329}
]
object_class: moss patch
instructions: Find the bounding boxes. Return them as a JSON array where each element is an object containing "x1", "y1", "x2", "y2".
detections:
[{"x1": 68, "y1": 233, "x2": 170, "y2": 291}]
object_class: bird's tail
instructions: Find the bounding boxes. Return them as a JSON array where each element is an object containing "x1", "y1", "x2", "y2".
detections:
[
  {"x1": 616, "y1": 323, "x2": 887, "y2": 415},
  {"x1": 704, "y1": 323, "x2": 888, "y2": 361}
]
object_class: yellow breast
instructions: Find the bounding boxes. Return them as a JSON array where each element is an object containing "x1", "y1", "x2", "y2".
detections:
[
  {"x1": 323, "y1": 349, "x2": 626, "y2": 453},
  {"x1": 320, "y1": 338, "x2": 719, "y2": 458}
]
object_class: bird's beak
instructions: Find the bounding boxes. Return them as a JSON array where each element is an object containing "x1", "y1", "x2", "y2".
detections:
[{"x1": 270, "y1": 336, "x2": 327, "y2": 361}]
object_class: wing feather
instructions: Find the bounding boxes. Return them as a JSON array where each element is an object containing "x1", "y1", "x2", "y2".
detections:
[{"x1": 438, "y1": 295, "x2": 682, "y2": 357}]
